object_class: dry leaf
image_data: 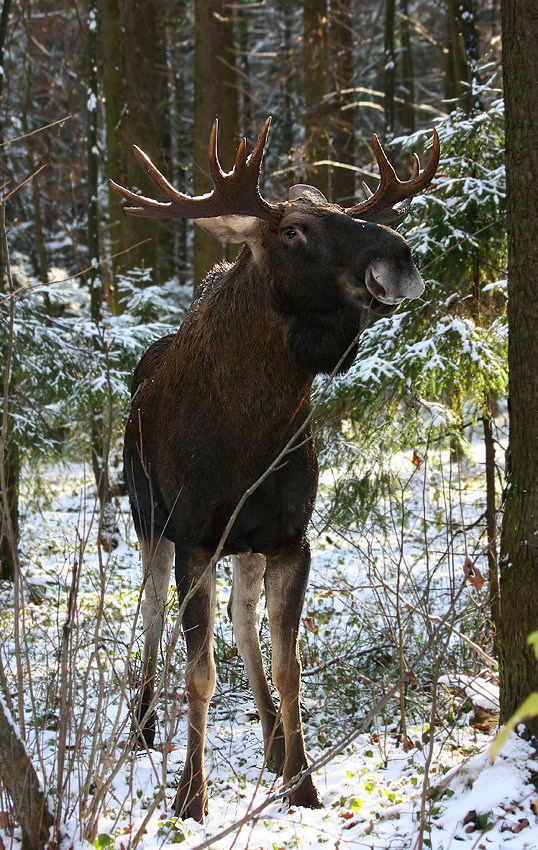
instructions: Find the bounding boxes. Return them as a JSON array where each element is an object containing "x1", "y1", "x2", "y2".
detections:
[
  {"x1": 412, "y1": 450, "x2": 422, "y2": 469},
  {"x1": 512, "y1": 818, "x2": 529, "y2": 834},
  {"x1": 464, "y1": 557, "x2": 485, "y2": 590},
  {"x1": 303, "y1": 615, "x2": 317, "y2": 634}
]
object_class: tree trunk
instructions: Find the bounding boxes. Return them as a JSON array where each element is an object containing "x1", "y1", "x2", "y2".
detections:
[
  {"x1": 0, "y1": 700, "x2": 53, "y2": 850},
  {"x1": 21, "y1": 1, "x2": 47, "y2": 289},
  {"x1": 398, "y1": 0, "x2": 415, "y2": 134},
  {"x1": 193, "y1": 0, "x2": 224, "y2": 289},
  {"x1": 87, "y1": 0, "x2": 110, "y2": 516},
  {"x1": 221, "y1": 3, "x2": 240, "y2": 264},
  {"x1": 100, "y1": 0, "x2": 125, "y2": 302},
  {"x1": 119, "y1": 0, "x2": 170, "y2": 286},
  {"x1": 482, "y1": 395, "x2": 499, "y2": 657},
  {"x1": 0, "y1": 435, "x2": 18, "y2": 582},
  {"x1": 446, "y1": 0, "x2": 481, "y2": 113},
  {"x1": 237, "y1": 3, "x2": 252, "y2": 139},
  {"x1": 303, "y1": 0, "x2": 330, "y2": 199},
  {"x1": 0, "y1": 0, "x2": 11, "y2": 115},
  {"x1": 0, "y1": 0, "x2": 18, "y2": 584},
  {"x1": 330, "y1": 0, "x2": 354, "y2": 206},
  {"x1": 498, "y1": 0, "x2": 538, "y2": 741},
  {"x1": 384, "y1": 0, "x2": 396, "y2": 139}
]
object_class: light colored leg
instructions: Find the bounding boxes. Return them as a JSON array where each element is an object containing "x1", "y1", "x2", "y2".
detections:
[
  {"x1": 265, "y1": 538, "x2": 322, "y2": 809},
  {"x1": 229, "y1": 554, "x2": 285, "y2": 771},
  {"x1": 174, "y1": 553, "x2": 217, "y2": 823},
  {"x1": 136, "y1": 535, "x2": 174, "y2": 746}
]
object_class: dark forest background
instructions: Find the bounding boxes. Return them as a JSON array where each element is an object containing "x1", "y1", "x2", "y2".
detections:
[{"x1": 0, "y1": 0, "x2": 497, "y2": 295}]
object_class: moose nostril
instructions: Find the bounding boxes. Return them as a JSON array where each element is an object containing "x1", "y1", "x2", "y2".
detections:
[{"x1": 367, "y1": 273, "x2": 387, "y2": 301}]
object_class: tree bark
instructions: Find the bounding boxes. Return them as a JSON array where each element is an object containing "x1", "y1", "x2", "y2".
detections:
[
  {"x1": 330, "y1": 0, "x2": 354, "y2": 206},
  {"x1": 0, "y1": 699, "x2": 53, "y2": 850},
  {"x1": 446, "y1": 0, "x2": 481, "y2": 113},
  {"x1": 482, "y1": 395, "x2": 499, "y2": 657},
  {"x1": 221, "y1": 3, "x2": 240, "y2": 264},
  {"x1": 0, "y1": 0, "x2": 17, "y2": 583},
  {"x1": 117, "y1": 0, "x2": 170, "y2": 286},
  {"x1": 87, "y1": 0, "x2": 110, "y2": 515},
  {"x1": 398, "y1": 0, "x2": 415, "y2": 134},
  {"x1": 0, "y1": 435, "x2": 18, "y2": 581},
  {"x1": 303, "y1": 0, "x2": 330, "y2": 199},
  {"x1": 384, "y1": 0, "x2": 396, "y2": 139},
  {"x1": 498, "y1": 0, "x2": 538, "y2": 740},
  {"x1": 193, "y1": 0, "x2": 224, "y2": 289},
  {"x1": 100, "y1": 0, "x2": 125, "y2": 300}
]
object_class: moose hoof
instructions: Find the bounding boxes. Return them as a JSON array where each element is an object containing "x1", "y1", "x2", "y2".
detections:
[{"x1": 289, "y1": 777, "x2": 322, "y2": 810}]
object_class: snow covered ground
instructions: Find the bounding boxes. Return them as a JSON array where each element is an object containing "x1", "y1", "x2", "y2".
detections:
[{"x1": 1, "y1": 446, "x2": 538, "y2": 850}]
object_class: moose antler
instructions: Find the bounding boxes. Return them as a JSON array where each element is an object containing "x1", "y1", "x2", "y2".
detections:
[
  {"x1": 346, "y1": 130, "x2": 440, "y2": 224},
  {"x1": 110, "y1": 117, "x2": 281, "y2": 224}
]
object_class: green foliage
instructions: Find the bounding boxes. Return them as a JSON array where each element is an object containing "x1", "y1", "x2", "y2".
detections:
[
  {"x1": 314, "y1": 80, "x2": 507, "y2": 529},
  {"x1": 93, "y1": 833, "x2": 113, "y2": 849},
  {"x1": 0, "y1": 266, "x2": 189, "y2": 465}
]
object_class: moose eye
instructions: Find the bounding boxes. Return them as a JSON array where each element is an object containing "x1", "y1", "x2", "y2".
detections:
[{"x1": 281, "y1": 226, "x2": 302, "y2": 243}]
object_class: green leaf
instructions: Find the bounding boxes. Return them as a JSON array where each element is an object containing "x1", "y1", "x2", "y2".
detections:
[
  {"x1": 527, "y1": 630, "x2": 538, "y2": 661},
  {"x1": 93, "y1": 835, "x2": 113, "y2": 850},
  {"x1": 350, "y1": 798, "x2": 363, "y2": 812},
  {"x1": 489, "y1": 693, "x2": 538, "y2": 760}
]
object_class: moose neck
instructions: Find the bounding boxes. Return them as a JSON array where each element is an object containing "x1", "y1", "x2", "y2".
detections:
[{"x1": 179, "y1": 249, "x2": 316, "y2": 437}]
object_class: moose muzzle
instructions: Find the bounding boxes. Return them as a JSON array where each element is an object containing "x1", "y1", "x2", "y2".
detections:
[{"x1": 365, "y1": 259, "x2": 425, "y2": 306}]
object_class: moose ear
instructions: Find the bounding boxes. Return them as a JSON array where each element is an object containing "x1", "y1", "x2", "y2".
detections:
[
  {"x1": 193, "y1": 214, "x2": 261, "y2": 245},
  {"x1": 288, "y1": 184, "x2": 330, "y2": 206}
]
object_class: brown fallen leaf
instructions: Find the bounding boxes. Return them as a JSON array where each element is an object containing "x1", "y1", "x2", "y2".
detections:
[{"x1": 512, "y1": 817, "x2": 529, "y2": 834}]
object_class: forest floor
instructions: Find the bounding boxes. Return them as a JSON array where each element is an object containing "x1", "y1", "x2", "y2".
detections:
[{"x1": 1, "y1": 435, "x2": 538, "y2": 850}]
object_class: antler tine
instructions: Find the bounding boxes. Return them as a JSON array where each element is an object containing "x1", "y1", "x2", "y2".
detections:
[
  {"x1": 247, "y1": 117, "x2": 272, "y2": 176},
  {"x1": 132, "y1": 145, "x2": 189, "y2": 203},
  {"x1": 234, "y1": 136, "x2": 248, "y2": 172},
  {"x1": 346, "y1": 129, "x2": 440, "y2": 224},
  {"x1": 372, "y1": 133, "x2": 399, "y2": 183},
  {"x1": 109, "y1": 117, "x2": 280, "y2": 223},
  {"x1": 208, "y1": 119, "x2": 224, "y2": 185},
  {"x1": 109, "y1": 178, "x2": 178, "y2": 217}
]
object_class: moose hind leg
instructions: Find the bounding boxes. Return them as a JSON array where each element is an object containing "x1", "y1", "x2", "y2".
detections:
[
  {"x1": 265, "y1": 538, "x2": 322, "y2": 809},
  {"x1": 229, "y1": 554, "x2": 285, "y2": 772},
  {"x1": 136, "y1": 535, "x2": 174, "y2": 747},
  {"x1": 174, "y1": 551, "x2": 217, "y2": 823}
]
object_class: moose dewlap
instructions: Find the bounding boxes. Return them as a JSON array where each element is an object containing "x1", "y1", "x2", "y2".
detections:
[{"x1": 111, "y1": 118, "x2": 439, "y2": 821}]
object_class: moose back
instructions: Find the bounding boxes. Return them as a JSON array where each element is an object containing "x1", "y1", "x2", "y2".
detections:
[{"x1": 111, "y1": 119, "x2": 439, "y2": 821}]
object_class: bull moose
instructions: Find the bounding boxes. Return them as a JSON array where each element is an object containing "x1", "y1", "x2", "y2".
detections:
[{"x1": 111, "y1": 119, "x2": 439, "y2": 821}]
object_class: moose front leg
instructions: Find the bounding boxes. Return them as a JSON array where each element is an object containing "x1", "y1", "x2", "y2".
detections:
[
  {"x1": 174, "y1": 552, "x2": 217, "y2": 823},
  {"x1": 265, "y1": 538, "x2": 322, "y2": 809}
]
